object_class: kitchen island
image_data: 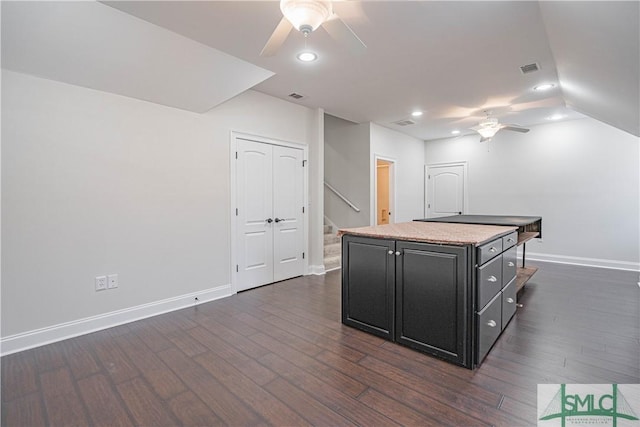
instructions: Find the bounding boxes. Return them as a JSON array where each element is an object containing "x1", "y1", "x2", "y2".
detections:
[{"x1": 339, "y1": 221, "x2": 519, "y2": 368}]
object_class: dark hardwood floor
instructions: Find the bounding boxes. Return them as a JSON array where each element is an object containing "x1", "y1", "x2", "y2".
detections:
[{"x1": 2, "y1": 262, "x2": 639, "y2": 426}]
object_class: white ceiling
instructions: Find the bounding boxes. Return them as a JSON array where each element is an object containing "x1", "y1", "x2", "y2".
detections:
[
  {"x1": 1, "y1": 1, "x2": 273, "y2": 113},
  {"x1": 3, "y1": 1, "x2": 638, "y2": 140}
]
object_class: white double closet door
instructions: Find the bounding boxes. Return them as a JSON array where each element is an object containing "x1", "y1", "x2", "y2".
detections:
[{"x1": 236, "y1": 138, "x2": 305, "y2": 292}]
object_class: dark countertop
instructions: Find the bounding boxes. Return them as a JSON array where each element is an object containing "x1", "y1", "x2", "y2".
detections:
[{"x1": 415, "y1": 215, "x2": 541, "y2": 227}]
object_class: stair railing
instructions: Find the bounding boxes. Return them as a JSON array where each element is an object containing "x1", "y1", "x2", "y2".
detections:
[{"x1": 324, "y1": 181, "x2": 361, "y2": 213}]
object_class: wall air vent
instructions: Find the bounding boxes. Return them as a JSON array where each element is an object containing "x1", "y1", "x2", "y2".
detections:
[
  {"x1": 392, "y1": 119, "x2": 415, "y2": 126},
  {"x1": 288, "y1": 93, "x2": 304, "y2": 99},
  {"x1": 520, "y1": 62, "x2": 540, "y2": 74}
]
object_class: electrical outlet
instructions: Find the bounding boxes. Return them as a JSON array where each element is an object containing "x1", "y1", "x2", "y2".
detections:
[
  {"x1": 107, "y1": 274, "x2": 119, "y2": 289},
  {"x1": 95, "y1": 276, "x2": 107, "y2": 291}
]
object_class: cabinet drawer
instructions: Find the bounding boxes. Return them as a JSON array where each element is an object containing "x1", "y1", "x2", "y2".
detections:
[
  {"x1": 477, "y1": 255, "x2": 502, "y2": 309},
  {"x1": 477, "y1": 292, "x2": 502, "y2": 363},
  {"x1": 477, "y1": 238, "x2": 502, "y2": 265},
  {"x1": 502, "y1": 232, "x2": 518, "y2": 250},
  {"x1": 501, "y1": 277, "x2": 517, "y2": 330},
  {"x1": 502, "y1": 246, "x2": 517, "y2": 284}
]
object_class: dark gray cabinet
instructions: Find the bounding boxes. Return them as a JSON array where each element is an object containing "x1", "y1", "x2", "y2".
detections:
[
  {"x1": 341, "y1": 236, "x2": 395, "y2": 340},
  {"x1": 395, "y1": 241, "x2": 469, "y2": 366},
  {"x1": 474, "y1": 231, "x2": 518, "y2": 364},
  {"x1": 342, "y1": 235, "x2": 471, "y2": 367},
  {"x1": 342, "y1": 230, "x2": 521, "y2": 368}
]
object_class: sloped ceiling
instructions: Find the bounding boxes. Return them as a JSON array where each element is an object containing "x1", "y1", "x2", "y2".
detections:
[
  {"x1": 2, "y1": 1, "x2": 638, "y2": 139},
  {"x1": 1, "y1": 1, "x2": 274, "y2": 113},
  {"x1": 540, "y1": 1, "x2": 639, "y2": 137}
]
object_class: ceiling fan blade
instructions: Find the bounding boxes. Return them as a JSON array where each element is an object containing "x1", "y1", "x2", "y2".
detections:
[
  {"x1": 502, "y1": 125, "x2": 530, "y2": 133},
  {"x1": 260, "y1": 17, "x2": 293, "y2": 57},
  {"x1": 322, "y1": 13, "x2": 366, "y2": 54}
]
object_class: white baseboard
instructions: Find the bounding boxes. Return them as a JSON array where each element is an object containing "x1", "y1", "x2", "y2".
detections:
[
  {"x1": 308, "y1": 264, "x2": 326, "y2": 275},
  {"x1": 0, "y1": 284, "x2": 233, "y2": 356},
  {"x1": 521, "y1": 251, "x2": 640, "y2": 272}
]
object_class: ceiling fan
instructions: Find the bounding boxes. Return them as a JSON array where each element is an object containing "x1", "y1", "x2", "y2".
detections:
[
  {"x1": 471, "y1": 113, "x2": 530, "y2": 142},
  {"x1": 260, "y1": 0, "x2": 366, "y2": 57}
]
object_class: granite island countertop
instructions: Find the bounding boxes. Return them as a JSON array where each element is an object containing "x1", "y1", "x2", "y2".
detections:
[{"x1": 338, "y1": 221, "x2": 517, "y2": 246}]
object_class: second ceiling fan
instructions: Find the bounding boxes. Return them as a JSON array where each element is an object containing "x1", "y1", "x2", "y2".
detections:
[
  {"x1": 261, "y1": 0, "x2": 366, "y2": 57},
  {"x1": 471, "y1": 114, "x2": 530, "y2": 142}
]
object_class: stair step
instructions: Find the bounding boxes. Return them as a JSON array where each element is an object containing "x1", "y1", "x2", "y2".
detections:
[
  {"x1": 324, "y1": 255, "x2": 341, "y2": 271},
  {"x1": 324, "y1": 242, "x2": 341, "y2": 257},
  {"x1": 323, "y1": 224, "x2": 332, "y2": 234},
  {"x1": 324, "y1": 233, "x2": 340, "y2": 245}
]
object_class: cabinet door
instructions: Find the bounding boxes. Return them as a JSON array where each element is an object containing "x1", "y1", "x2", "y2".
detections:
[
  {"x1": 395, "y1": 242, "x2": 470, "y2": 367},
  {"x1": 342, "y1": 236, "x2": 395, "y2": 340}
]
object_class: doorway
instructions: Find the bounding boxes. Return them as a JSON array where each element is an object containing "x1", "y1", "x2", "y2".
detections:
[
  {"x1": 375, "y1": 158, "x2": 395, "y2": 225},
  {"x1": 425, "y1": 162, "x2": 468, "y2": 218},
  {"x1": 231, "y1": 133, "x2": 308, "y2": 292}
]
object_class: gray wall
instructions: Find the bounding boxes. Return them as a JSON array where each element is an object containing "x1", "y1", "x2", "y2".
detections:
[
  {"x1": 1, "y1": 70, "x2": 323, "y2": 341},
  {"x1": 324, "y1": 115, "x2": 371, "y2": 228},
  {"x1": 370, "y1": 123, "x2": 426, "y2": 223},
  {"x1": 425, "y1": 117, "x2": 639, "y2": 269}
]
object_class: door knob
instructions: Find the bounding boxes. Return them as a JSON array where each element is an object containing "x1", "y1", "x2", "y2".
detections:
[
  {"x1": 274, "y1": 217, "x2": 284, "y2": 223},
  {"x1": 265, "y1": 218, "x2": 273, "y2": 223}
]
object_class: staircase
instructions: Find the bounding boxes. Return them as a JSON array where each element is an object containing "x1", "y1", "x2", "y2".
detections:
[{"x1": 323, "y1": 224, "x2": 341, "y2": 271}]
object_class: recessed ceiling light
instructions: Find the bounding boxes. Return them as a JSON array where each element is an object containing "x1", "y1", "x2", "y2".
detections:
[
  {"x1": 533, "y1": 83, "x2": 555, "y2": 91},
  {"x1": 451, "y1": 130, "x2": 460, "y2": 135},
  {"x1": 297, "y1": 51, "x2": 317, "y2": 62},
  {"x1": 547, "y1": 114, "x2": 565, "y2": 121},
  {"x1": 411, "y1": 111, "x2": 423, "y2": 117}
]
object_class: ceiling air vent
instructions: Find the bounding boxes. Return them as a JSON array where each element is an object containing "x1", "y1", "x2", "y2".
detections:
[
  {"x1": 520, "y1": 62, "x2": 540, "y2": 74},
  {"x1": 288, "y1": 93, "x2": 304, "y2": 99},
  {"x1": 393, "y1": 119, "x2": 415, "y2": 126}
]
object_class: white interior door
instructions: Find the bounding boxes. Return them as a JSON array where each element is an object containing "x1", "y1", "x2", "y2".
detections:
[
  {"x1": 236, "y1": 139, "x2": 304, "y2": 291},
  {"x1": 426, "y1": 163, "x2": 466, "y2": 218},
  {"x1": 272, "y1": 145, "x2": 304, "y2": 282},
  {"x1": 237, "y1": 139, "x2": 274, "y2": 291}
]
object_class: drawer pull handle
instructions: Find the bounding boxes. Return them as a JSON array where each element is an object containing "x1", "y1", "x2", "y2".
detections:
[
  {"x1": 487, "y1": 276, "x2": 498, "y2": 282},
  {"x1": 508, "y1": 238, "x2": 515, "y2": 243},
  {"x1": 487, "y1": 320, "x2": 497, "y2": 328},
  {"x1": 489, "y1": 247, "x2": 497, "y2": 253},
  {"x1": 508, "y1": 262, "x2": 515, "y2": 267},
  {"x1": 506, "y1": 298, "x2": 514, "y2": 304},
  {"x1": 388, "y1": 250, "x2": 394, "y2": 255},
  {"x1": 395, "y1": 251, "x2": 401, "y2": 256}
]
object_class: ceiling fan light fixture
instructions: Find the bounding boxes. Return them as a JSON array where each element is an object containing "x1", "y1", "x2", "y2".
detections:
[
  {"x1": 476, "y1": 127, "x2": 500, "y2": 139},
  {"x1": 297, "y1": 51, "x2": 318, "y2": 62},
  {"x1": 533, "y1": 83, "x2": 555, "y2": 91},
  {"x1": 280, "y1": 0, "x2": 332, "y2": 34}
]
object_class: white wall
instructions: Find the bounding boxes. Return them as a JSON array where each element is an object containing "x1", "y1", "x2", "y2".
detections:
[
  {"x1": 1, "y1": 70, "x2": 321, "y2": 348},
  {"x1": 306, "y1": 108, "x2": 325, "y2": 274},
  {"x1": 324, "y1": 114, "x2": 370, "y2": 228},
  {"x1": 425, "y1": 117, "x2": 640, "y2": 270},
  {"x1": 370, "y1": 123, "x2": 426, "y2": 224}
]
